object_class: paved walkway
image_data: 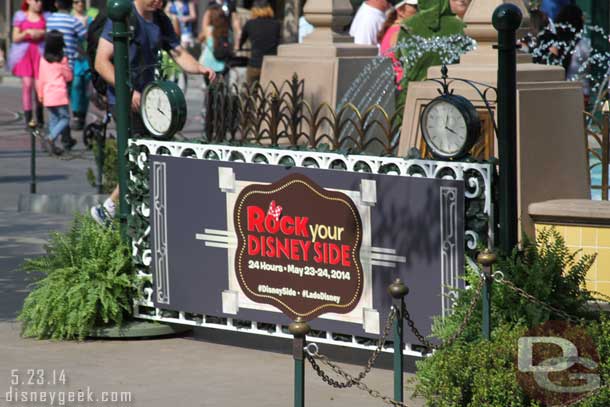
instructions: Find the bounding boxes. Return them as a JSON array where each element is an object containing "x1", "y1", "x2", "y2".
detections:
[{"x1": 0, "y1": 79, "x2": 426, "y2": 407}]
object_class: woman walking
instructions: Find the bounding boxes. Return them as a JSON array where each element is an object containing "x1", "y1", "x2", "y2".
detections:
[
  {"x1": 8, "y1": 0, "x2": 46, "y2": 127},
  {"x1": 198, "y1": 5, "x2": 230, "y2": 80},
  {"x1": 36, "y1": 30, "x2": 73, "y2": 156},
  {"x1": 378, "y1": 0, "x2": 418, "y2": 89},
  {"x1": 165, "y1": 0, "x2": 197, "y2": 48},
  {"x1": 165, "y1": 0, "x2": 194, "y2": 92},
  {"x1": 238, "y1": 0, "x2": 281, "y2": 86}
]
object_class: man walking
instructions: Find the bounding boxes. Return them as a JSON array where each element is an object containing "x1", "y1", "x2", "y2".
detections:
[
  {"x1": 349, "y1": 0, "x2": 391, "y2": 46},
  {"x1": 90, "y1": 0, "x2": 215, "y2": 224}
]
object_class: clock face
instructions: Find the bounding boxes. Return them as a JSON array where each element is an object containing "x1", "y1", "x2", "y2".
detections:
[
  {"x1": 142, "y1": 86, "x2": 173, "y2": 136},
  {"x1": 422, "y1": 100, "x2": 468, "y2": 156}
]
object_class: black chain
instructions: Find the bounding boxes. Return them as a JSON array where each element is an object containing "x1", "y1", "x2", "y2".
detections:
[
  {"x1": 403, "y1": 275, "x2": 484, "y2": 350},
  {"x1": 493, "y1": 274, "x2": 584, "y2": 324},
  {"x1": 306, "y1": 352, "x2": 410, "y2": 406},
  {"x1": 306, "y1": 306, "x2": 396, "y2": 388}
]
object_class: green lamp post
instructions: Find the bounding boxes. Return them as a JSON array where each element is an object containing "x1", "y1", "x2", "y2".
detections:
[
  {"x1": 107, "y1": 0, "x2": 132, "y2": 241},
  {"x1": 493, "y1": 4, "x2": 522, "y2": 255}
]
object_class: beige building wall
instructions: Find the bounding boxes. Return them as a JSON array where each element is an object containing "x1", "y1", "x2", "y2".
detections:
[{"x1": 398, "y1": 0, "x2": 590, "y2": 239}]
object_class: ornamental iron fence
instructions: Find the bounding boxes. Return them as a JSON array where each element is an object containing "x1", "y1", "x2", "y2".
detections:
[
  {"x1": 203, "y1": 75, "x2": 402, "y2": 156},
  {"x1": 127, "y1": 140, "x2": 495, "y2": 356}
]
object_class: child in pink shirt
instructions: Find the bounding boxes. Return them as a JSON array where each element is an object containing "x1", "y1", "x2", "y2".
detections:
[{"x1": 36, "y1": 30, "x2": 72, "y2": 155}]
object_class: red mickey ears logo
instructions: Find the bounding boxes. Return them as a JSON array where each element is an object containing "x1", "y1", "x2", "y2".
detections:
[{"x1": 267, "y1": 200, "x2": 283, "y2": 221}]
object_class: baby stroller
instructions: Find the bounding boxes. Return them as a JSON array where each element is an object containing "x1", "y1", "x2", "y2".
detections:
[{"x1": 82, "y1": 92, "x2": 113, "y2": 150}]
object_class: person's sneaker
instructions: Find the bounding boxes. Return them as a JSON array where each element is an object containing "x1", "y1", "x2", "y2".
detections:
[
  {"x1": 40, "y1": 137, "x2": 52, "y2": 154},
  {"x1": 51, "y1": 144, "x2": 64, "y2": 156},
  {"x1": 63, "y1": 137, "x2": 77, "y2": 151},
  {"x1": 90, "y1": 205, "x2": 110, "y2": 225}
]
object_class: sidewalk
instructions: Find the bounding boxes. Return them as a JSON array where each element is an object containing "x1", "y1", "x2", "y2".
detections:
[{"x1": 0, "y1": 80, "x2": 425, "y2": 407}]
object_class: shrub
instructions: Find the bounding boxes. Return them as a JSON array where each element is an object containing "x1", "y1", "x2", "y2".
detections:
[
  {"x1": 432, "y1": 228, "x2": 598, "y2": 344},
  {"x1": 415, "y1": 319, "x2": 610, "y2": 407},
  {"x1": 580, "y1": 315, "x2": 610, "y2": 406},
  {"x1": 86, "y1": 137, "x2": 118, "y2": 194},
  {"x1": 415, "y1": 228, "x2": 606, "y2": 406},
  {"x1": 18, "y1": 215, "x2": 139, "y2": 340},
  {"x1": 414, "y1": 323, "x2": 542, "y2": 407}
]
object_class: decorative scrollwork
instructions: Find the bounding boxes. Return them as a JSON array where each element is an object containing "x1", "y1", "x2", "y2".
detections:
[{"x1": 465, "y1": 231, "x2": 479, "y2": 250}]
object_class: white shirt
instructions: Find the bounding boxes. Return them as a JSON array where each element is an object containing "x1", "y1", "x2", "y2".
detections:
[
  {"x1": 299, "y1": 16, "x2": 314, "y2": 43},
  {"x1": 349, "y1": 2, "x2": 387, "y2": 46}
]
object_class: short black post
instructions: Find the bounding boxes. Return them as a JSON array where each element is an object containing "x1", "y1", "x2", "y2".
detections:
[
  {"x1": 477, "y1": 249, "x2": 497, "y2": 341},
  {"x1": 96, "y1": 126, "x2": 107, "y2": 195},
  {"x1": 388, "y1": 278, "x2": 408, "y2": 403},
  {"x1": 29, "y1": 122, "x2": 37, "y2": 194},
  {"x1": 289, "y1": 317, "x2": 310, "y2": 407},
  {"x1": 493, "y1": 4, "x2": 522, "y2": 254}
]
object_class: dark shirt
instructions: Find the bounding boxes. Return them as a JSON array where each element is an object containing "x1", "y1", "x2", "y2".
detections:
[
  {"x1": 101, "y1": 6, "x2": 180, "y2": 104},
  {"x1": 239, "y1": 17, "x2": 281, "y2": 69}
]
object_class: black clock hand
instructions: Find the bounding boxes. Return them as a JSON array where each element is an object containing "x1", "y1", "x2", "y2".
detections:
[
  {"x1": 157, "y1": 108, "x2": 167, "y2": 118},
  {"x1": 445, "y1": 126, "x2": 457, "y2": 135}
]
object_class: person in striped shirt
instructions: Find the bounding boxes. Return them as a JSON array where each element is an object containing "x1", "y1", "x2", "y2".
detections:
[{"x1": 46, "y1": 0, "x2": 87, "y2": 150}]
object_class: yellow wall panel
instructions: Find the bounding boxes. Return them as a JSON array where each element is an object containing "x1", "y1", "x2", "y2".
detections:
[
  {"x1": 582, "y1": 227, "x2": 598, "y2": 247},
  {"x1": 598, "y1": 228, "x2": 610, "y2": 248},
  {"x1": 564, "y1": 226, "x2": 581, "y2": 247},
  {"x1": 534, "y1": 223, "x2": 610, "y2": 298}
]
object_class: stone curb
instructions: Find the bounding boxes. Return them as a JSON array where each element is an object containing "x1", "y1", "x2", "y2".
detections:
[{"x1": 18, "y1": 194, "x2": 106, "y2": 216}]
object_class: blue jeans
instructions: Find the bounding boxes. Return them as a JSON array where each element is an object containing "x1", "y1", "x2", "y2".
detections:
[{"x1": 47, "y1": 105, "x2": 70, "y2": 141}]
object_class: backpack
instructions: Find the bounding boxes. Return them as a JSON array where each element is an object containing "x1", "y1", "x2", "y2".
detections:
[
  {"x1": 212, "y1": 34, "x2": 233, "y2": 62},
  {"x1": 87, "y1": 10, "x2": 171, "y2": 96}
]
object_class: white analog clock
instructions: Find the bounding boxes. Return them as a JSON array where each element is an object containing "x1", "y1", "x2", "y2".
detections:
[
  {"x1": 141, "y1": 81, "x2": 187, "y2": 140},
  {"x1": 420, "y1": 94, "x2": 480, "y2": 159}
]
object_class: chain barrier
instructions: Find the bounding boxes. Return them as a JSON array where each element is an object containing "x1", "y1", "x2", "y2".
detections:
[
  {"x1": 493, "y1": 271, "x2": 610, "y2": 407},
  {"x1": 403, "y1": 275, "x2": 485, "y2": 350},
  {"x1": 306, "y1": 350, "x2": 410, "y2": 407},
  {"x1": 306, "y1": 306, "x2": 396, "y2": 389},
  {"x1": 305, "y1": 306, "x2": 415, "y2": 405},
  {"x1": 590, "y1": 290, "x2": 610, "y2": 304},
  {"x1": 305, "y1": 271, "x2": 610, "y2": 407},
  {"x1": 492, "y1": 271, "x2": 586, "y2": 324}
]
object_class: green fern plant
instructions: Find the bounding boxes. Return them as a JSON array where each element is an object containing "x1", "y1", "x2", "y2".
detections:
[{"x1": 18, "y1": 215, "x2": 139, "y2": 340}]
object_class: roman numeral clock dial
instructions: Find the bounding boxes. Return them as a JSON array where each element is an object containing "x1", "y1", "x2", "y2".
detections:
[{"x1": 421, "y1": 94, "x2": 481, "y2": 160}]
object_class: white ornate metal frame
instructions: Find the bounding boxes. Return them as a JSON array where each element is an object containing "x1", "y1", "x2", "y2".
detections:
[{"x1": 129, "y1": 139, "x2": 494, "y2": 357}]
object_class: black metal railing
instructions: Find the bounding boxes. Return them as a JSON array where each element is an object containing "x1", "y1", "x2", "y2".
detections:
[{"x1": 203, "y1": 75, "x2": 402, "y2": 156}]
